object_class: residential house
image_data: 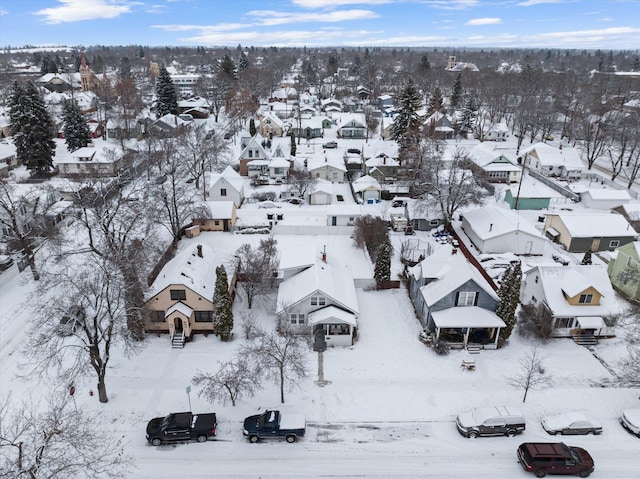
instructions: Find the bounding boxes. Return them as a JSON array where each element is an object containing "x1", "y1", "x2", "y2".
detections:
[
  {"x1": 520, "y1": 264, "x2": 621, "y2": 339},
  {"x1": 409, "y1": 245, "x2": 503, "y2": 349},
  {"x1": 275, "y1": 260, "x2": 359, "y2": 347},
  {"x1": 337, "y1": 116, "x2": 367, "y2": 139},
  {"x1": 469, "y1": 142, "x2": 521, "y2": 184},
  {"x1": 484, "y1": 122, "x2": 509, "y2": 141},
  {"x1": 580, "y1": 188, "x2": 633, "y2": 210},
  {"x1": 327, "y1": 205, "x2": 362, "y2": 226},
  {"x1": 277, "y1": 245, "x2": 317, "y2": 280},
  {"x1": 353, "y1": 175, "x2": 381, "y2": 203},
  {"x1": 607, "y1": 241, "x2": 640, "y2": 300},
  {"x1": 259, "y1": 112, "x2": 285, "y2": 138},
  {"x1": 321, "y1": 98, "x2": 343, "y2": 115},
  {"x1": 405, "y1": 198, "x2": 445, "y2": 231},
  {"x1": 460, "y1": 206, "x2": 546, "y2": 255},
  {"x1": 0, "y1": 141, "x2": 17, "y2": 178},
  {"x1": 308, "y1": 157, "x2": 347, "y2": 183},
  {"x1": 364, "y1": 153, "x2": 399, "y2": 182},
  {"x1": 544, "y1": 213, "x2": 637, "y2": 252},
  {"x1": 377, "y1": 94, "x2": 395, "y2": 115},
  {"x1": 522, "y1": 143, "x2": 584, "y2": 179},
  {"x1": 612, "y1": 202, "x2": 640, "y2": 232},
  {"x1": 145, "y1": 114, "x2": 189, "y2": 137},
  {"x1": 238, "y1": 136, "x2": 271, "y2": 176},
  {"x1": 55, "y1": 145, "x2": 124, "y2": 178},
  {"x1": 503, "y1": 181, "x2": 563, "y2": 210},
  {"x1": 424, "y1": 112, "x2": 454, "y2": 140},
  {"x1": 290, "y1": 117, "x2": 325, "y2": 139},
  {"x1": 192, "y1": 201, "x2": 237, "y2": 232},
  {"x1": 446, "y1": 56, "x2": 479, "y2": 72},
  {"x1": 106, "y1": 117, "x2": 144, "y2": 140},
  {"x1": 207, "y1": 166, "x2": 245, "y2": 208},
  {"x1": 144, "y1": 244, "x2": 226, "y2": 345},
  {"x1": 177, "y1": 96, "x2": 210, "y2": 119}
]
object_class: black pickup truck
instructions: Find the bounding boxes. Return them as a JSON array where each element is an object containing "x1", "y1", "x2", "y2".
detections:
[
  {"x1": 146, "y1": 412, "x2": 217, "y2": 446},
  {"x1": 243, "y1": 409, "x2": 306, "y2": 443}
]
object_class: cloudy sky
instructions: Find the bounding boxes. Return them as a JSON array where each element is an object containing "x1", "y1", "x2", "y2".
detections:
[{"x1": 1, "y1": 0, "x2": 639, "y2": 49}]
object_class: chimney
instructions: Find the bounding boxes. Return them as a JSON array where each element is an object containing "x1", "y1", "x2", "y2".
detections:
[
  {"x1": 489, "y1": 223, "x2": 493, "y2": 232},
  {"x1": 321, "y1": 245, "x2": 327, "y2": 263},
  {"x1": 383, "y1": 156, "x2": 386, "y2": 165},
  {"x1": 197, "y1": 245, "x2": 203, "y2": 257}
]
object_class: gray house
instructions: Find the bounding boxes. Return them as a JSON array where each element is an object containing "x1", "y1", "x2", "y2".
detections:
[{"x1": 409, "y1": 245, "x2": 504, "y2": 349}]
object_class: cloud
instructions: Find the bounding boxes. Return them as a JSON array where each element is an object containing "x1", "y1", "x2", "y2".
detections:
[
  {"x1": 246, "y1": 9, "x2": 379, "y2": 26},
  {"x1": 466, "y1": 17, "x2": 502, "y2": 25},
  {"x1": 145, "y1": 4, "x2": 169, "y2": 14},
  {"x1": 0, "y1": 8, "x2": 7, "y2": 16},
  {"x1": 419, "y1": 0, "x2": 480, "y2": 10},
  {"x1": 536, "y1": 26, "x2": 640, "y2": 40},
  {"x1": 292, "y1": 0, "x2": 392, "y2": 6},
  {"x1": 34, "y1": 0, "x2": 135, "y2": 24},
  {"x1": 517, "y1": 0, "x2": 564, "y2": 6}
]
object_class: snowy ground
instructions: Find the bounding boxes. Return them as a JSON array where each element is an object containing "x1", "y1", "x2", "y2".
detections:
[{"x1": 1, "y1": 226, "x2": 639, "y2": 478}]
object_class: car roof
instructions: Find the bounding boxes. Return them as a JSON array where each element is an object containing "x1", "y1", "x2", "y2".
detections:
[{"x1": 520, "y1": 442, "x2": 572, "y2": 458}]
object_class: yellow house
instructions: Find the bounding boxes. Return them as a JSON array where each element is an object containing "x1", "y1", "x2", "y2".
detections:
[{"x1": 144, "y1": 244, "x2": 223, "y2": 347}]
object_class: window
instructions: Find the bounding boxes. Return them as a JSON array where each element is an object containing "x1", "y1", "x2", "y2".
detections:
[
  {"x1": 609, "y1": 240, "x2": 620, "y2": 248},
  {"x1": 214, "y1": 220, "x2": 220, "y2": 226},
  {"x1": 220, "y1": 188, "x2": 227, "y2": 196},
  {"x1": 289, "y1": 313, "x2": 305, "y2": 325},
  {"x1": 457, "y1": 292, "x2": 476, "y2": 306},
  {"x1": 555, "y1": 317, "x2": 573, "y2": 329},
  {"x1": 170, "y1": 289, "x2": 186, "y2": 300},
  {"x1": 429, "y1": 220, "x2": 439, "y2": 226},
  {"x1": 531, "y1": 296, "x2": 537, "y2": 304},
  {"x1": 194, "y1": 311, "x2": 213, "y2": 322},
  {"x1": 149, "y1": 310, "x2": 164, "y2": 322},
  {"x1": 311, "y1": 296, "x2": 326, "y2": 306},
  {"x1": 248, "y1": 150, "x2": 253, "y2": 158},
  {"x1": 578, "y1": 294, "x2": 593, "y2": 304}
]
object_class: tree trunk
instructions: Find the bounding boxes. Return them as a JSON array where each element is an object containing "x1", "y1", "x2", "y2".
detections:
[
  {"x1": 97, "y1": 378, "x2": 108, "y2": 403},
  {"x1": 280, "y1": 367, "x2": 285, "y2": 404}
]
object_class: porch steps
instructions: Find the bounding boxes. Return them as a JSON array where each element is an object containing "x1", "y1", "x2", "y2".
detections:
[
  {"x1": 572, "y1": 334, "x2": 597, "y2": 347},
  {"x1": 466, "y1": 344, "x2": 481, "y2": 354},
  {"x1": 171, "y1": 332, "x2": 185, "y2": 349}
]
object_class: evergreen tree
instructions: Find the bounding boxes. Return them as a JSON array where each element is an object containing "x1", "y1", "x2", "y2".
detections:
[
  {"x1": 154, "y1": 65, "x2": 178, "y2": 118},
  {"x1": 418, "y1": 54, "x2": 431, "y2": 73},
  {"x1": 290, "y1": 133, "x2": 297, "y2": 156},
  {"x1": 580, "y1": 250, "x2": 593, "y2": 265},
  {"x1": 497, "y1": 262, "x2": 522, "y2": 343},
  {"x1": 249, "y1": 118, "x2": 256, "y2": 137},
  {"x1": 9, "y1": 81, "x2": 55, "y2": 175},
  {"x1": 390, "y1": 76, "x2": 422, "y2": 150},
  {"x1": 450, "y1": 72, "x2": 463, "y2": 109},
  {"x1": 427, "y1": 87, "x2": 445, "y2": 115},
  {"x1": 62, "y1": 100, "x2": 91, "y2": 152},
  {"x1": 238, "y1": 52, "x2": 249, "y2": 72},
  {"x1": 219, "y1": 54, "x2": 237, "y2": 80},
  {"x1": 212, "y1": 265, "x2": 234, "y2": 340},
  {"x1": 119, "y1": 56, "x2": 131, "y2": 80},
  {"x1": 374, "y1": 240, "x2": 392, "y2": 285}
]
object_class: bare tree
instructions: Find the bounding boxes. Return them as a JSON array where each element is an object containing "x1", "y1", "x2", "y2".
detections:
[
  {"x1": 516, "y1": 302, "x2": 554, "y2": 341},
  {"x1": 193, "y1": 356, "x2": 262, "y2": 407},
  {"x1": 617, "y1": 346, "x2": 640, "y2": 387},
  {"x1": 26, "y1": 255, "x2": 141, "y2": 403},
  {"x1": 194, "y1": 74, "x2": 226, "y2": 123},
  {"x1": 507, "y1": 346, "x2": 552, "y2": 402},
  {"x1": 241, "y1": 326, "x2": 309, "y2": 404},
  {"x1": 353, "y1": 215, "x2": 389, "y2": 263},
  {"x1": 362, "y1": 104, "x2": 380, "y2": 142},
  {"x1": 285, "y1": 168, "x2": 317, "y2": 198},
  {"x1": 234, "y1": 237, "x2": 280, "y2": 309},
  {"x1": 0, "y1": 390, "x2": 132, "y2": 478},
  {"x1": 575, "y1": 114, "x2": 610, "y2": 170}
]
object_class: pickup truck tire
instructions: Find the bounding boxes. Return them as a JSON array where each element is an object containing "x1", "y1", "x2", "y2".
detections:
[
  {"x1": 505, "y1": 429, "x2": 516, "y2": 438},
  {"x1": 151, "y1": 438, "x2": 162, "y2": 446},
  {"x1": 285, "y1": 434, "x2": 296, "y2": 443},
  {"x1": 196, "y1": 435, "x2": 207, "y2": 443},
  {"x1": 249, "y1": 435, "x2": 259, "y2": 443}
]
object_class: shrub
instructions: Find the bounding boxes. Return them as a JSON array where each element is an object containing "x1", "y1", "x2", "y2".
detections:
[{"x1": 433, "y1": 341, "x2": 450, "y2": 356}]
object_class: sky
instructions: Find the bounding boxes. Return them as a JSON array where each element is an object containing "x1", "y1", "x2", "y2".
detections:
[{"x1": 0, "y1": 0, "x2": 639, "y2": 50}]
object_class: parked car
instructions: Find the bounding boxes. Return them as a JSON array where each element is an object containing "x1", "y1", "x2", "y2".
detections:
[
  {"x1": 58, "y1": 306, "x2": 84, "y2": 336},
  {"x1": 541, "y1": 412, "x2": 602, "y2": 436},
  {"x1": 323, "y1": 141, "x2": 337, "y2": 149},
  {"x1": 347, "y1": 148, "x2": 361, "y2": 154},
  {"x1": 620, "y1": 408, "x2": 640, "y2": 437},
  {"x1": 456, "y1": 406, "x2": 526, "y2": 438},
  {"x1": 0, "y1": 255, "x2": 13, "y2": 272},
  {"x1": 517, "y1": 442, "x2": 594, "y2": 477},
  {"x1": 243, "y1": 410, "x2": 305, "y2": 443},
  {"x1": 283, "y1": 197, "x2": 305, "y2": 205},
  {"x1": 146, "y1": 411, "x2": 217, "y2": 446},
  {"x1": 258, "y1": 200, "x2": 282, "y2": 209}
]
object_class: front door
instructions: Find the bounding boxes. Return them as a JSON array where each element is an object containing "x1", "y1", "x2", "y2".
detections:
[
  {"x1": 591, "y1": 238, "x2": 600, "y2": 251},
  {"x1": 331, "y1": 216, "x2": 337, "y2": 226},
  {"x1": 525, "y1": 241, "x2": 533, "y2": 254},
  {"x1": 174, "y1": 318, "x2": 183, "y2": 333}
]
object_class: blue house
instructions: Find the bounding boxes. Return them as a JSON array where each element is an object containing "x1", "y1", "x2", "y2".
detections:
[{"x1": 409, "y1": 245, "x2": 504, "y2": 349}]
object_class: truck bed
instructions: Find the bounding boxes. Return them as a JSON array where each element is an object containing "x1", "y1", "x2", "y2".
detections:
[{"x1": 278, "y1": 413, "x2": 306, "y2": 430}]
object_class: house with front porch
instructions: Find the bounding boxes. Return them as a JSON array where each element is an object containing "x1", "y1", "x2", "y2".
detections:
[
  {"x1": 144, "y1": 244, "x2": 226, "y2": 347},
  {"x1": 192, "y1": 201, "x2": 237, "y2": 232},
  {"x1": 543, "y1": 213, "x2": 637, "y2": 252},
  {"x1": 275, "y1": 259, "x2": 359, "y2": 347},
  {"x1": 337, "y1": 116, "x2": 367, "y2": 139},
  {"x1": 409, "y1": 244, "x2": 504, "y2": 349},
  {"x1": 238, "y1": 136, "x2": 270, "y2": 176},
  {"x1": 259, "y1": 112, "x2": 285, "y2": 138},
  {"x1": 308, "y1": 157, "x2": 347, "y2": 183},
  {"x1": 521, "y1": 143, "x2": 584, "y2": 179},
  {"x1": 520, "y1": 264, "x2": 620, "y2": 341},
  {"x1": 469, "y1": 142, "x2": 521, "y2": 184},
  {"x1": 607, "y1": 241, "x2": 640, "y2": 301}
]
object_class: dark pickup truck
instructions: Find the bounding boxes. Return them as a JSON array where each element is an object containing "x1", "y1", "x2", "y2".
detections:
[
  {"x1": 243, "y1": 410, "x2": 306, "y2": 443},
  {"x1": 146, "y1": 412, "x2": 217, "y2": 446}
]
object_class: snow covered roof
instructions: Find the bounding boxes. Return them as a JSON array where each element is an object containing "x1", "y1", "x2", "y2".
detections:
[
  {"x1": 529, "y1": 265, "x2": 621, "y2": 317},
  {"x1": 353, "y1": 175, "x2": 381, "y2": 193},
  {"x1": 310, "y1": 179, "x2": 334, "y2": 195},
  {"x1": 431, "y1": 306, "x2": 505, "y2": 328},
  {"x1": 469, "y1": 142, "x2": 518, "y2": 168},
  {"x1": 555, "y1": 213, "x2": 636, "y2": 237},
  {"x1": 308, "y1": 305, "x2": 357, "y2": 327},
  {"x1": 208, "y1": 166, "x2": 244, "y2": 193},
  {"x1": 308, "y1": 157, "x2": 347, "y2": 172},
  {"x1": 582, "y1": 188, "x2": 633, "y2": 201},
  {"x1": 506, "y1": 181, "x2": 564, "y2": 199},
  {"x1": 462, "y1": 205, "x2": 543, "y2": 240},
  {"x1": 205, "y1": 201, "x2": 235, "y2": 219},
  {"x1": 619, "y1": 202, "x2": 640, "y2": 220},
  {"x1": 276, "y1": 261, "x2": 359, "y2": 315},
  {"x1": 278, "y1": 245, "x2": 317, "y2": 273},
  {"x1": 522, "y1": 143, "x2": 584, "y2": 170},
  {"x1": 147, "y1": 244, "x2": 218, "y2": 300},
  {"x1": 411, "y1": 245, "x2": 498, "y2": 305},
  {"x1": 165, "y1": 301, "x2": 193, "y2": 318},
  {"x1": 365, "y1": 156, "x2": 399, "y2": 168}
]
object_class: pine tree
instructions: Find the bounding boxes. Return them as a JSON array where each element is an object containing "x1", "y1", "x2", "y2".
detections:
[
  {"x1": 155, "y1": 65, "x2": 178, "y2": 118},
  {"x1": 580, "y1": 250, "x2": 593, "y2": 265},
  {"x1": 9, "y1": 81, "x2": 55, "y2": 175},
  {"x1": 497, "y1": 261, "x2": 522, "y2": 343},
  {"x1": 374, "y1": 240, "x2": 392, "y2": 285},
  {"x1": 290, "y1": 133, "x2": 297, "y2": 157},
  {"x1": 390, "y1": 76, "x2": 422, "y2": 150},
  {"x1": 427, "y1": 87, "x2": 445, "y2": 115},
  {"x1": 212, "y1": 265, "x2": 234, "y2": 340},
  {"x1": 450, "y1": 72, "x2": 463, "y2": 109},
  {"x1": 119, "y1": 56, "x2": 131, "y2": 80},
  {"x1": 418, "y1": 54, "x2": 431, "y2": 73},
  {"x1": 62, "y1": 100, "x2": 91, "y2": 152},
  {"x1": 249, "y1": 118, "x2": 256, "y2": 137}
]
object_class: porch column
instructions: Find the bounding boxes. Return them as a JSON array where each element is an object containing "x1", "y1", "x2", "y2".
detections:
[
  {"x1": 494, "y1": 328, "x2": 501, "y2": 346},
  {"x1": 435, "y1": 327, "x2": 441, "y2": 342},
  {"x1": 463, "y1": 327, "x2": 470, "y2": 346}
]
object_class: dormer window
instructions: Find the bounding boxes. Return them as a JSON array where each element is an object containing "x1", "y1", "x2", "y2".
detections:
[
  {"x1": 457, "y1": 291, "x2": 476, "y2": 306},
  {"x1": 578, "y1": 294, "x2": 593, "y2": 304}
]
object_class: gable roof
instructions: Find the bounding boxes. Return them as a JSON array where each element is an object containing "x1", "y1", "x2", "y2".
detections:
[
  {"x1": 147, "y1": 244, "x2": 218, "y2": 300},
  {"x1": 555, "y1": 213, "x2": 636, "y2": 237},
  {"x1": 276, "y1": 261, "x2": 359, "y2": 315},
  {"x1": 239, "y1": 136, "x2": 270, "y2": 160},
  {"x1": 522, "y1": 142, "x2": 584, "y2": 169},
  {"x1": 353, "y1": 175, "x2": 381, "y2": 192},
  {"x1": 462, "y1": 205, "x2": 543, "y2": 240},
  {"x1": 208, "y1": 166, "x2": 244, "y2": 193}
]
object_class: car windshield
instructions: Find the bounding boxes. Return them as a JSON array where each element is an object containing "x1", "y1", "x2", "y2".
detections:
[{"x1": 570, "y1": 449, "x2": 581, "y2": 464}]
